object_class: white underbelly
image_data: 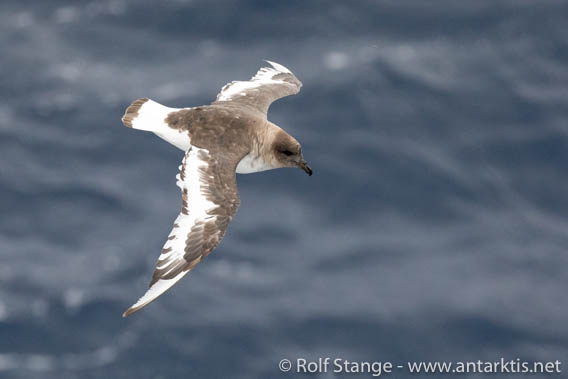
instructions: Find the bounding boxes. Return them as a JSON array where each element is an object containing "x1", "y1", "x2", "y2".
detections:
[{"x1": 236, "y1": 153, "x2": 272, "y2": 174}]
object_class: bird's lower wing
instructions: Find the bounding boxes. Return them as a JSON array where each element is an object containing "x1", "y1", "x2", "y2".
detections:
[{"x1": 123, "y1": 147, "x2": 240, "y2": 317}]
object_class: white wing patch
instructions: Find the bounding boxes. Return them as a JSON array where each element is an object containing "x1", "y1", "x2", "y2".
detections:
[
  {"x1": 123, "y1": 270, "x2": 187, "y2": 316},
  {"x1": 216, "y1": 80, "x2": 263, "y2": 101},
  {"x1": 250, "y1": 60, "x2": 292, "y2": 83},
  {"x1": 122, "y1": 147, "x2": 217, "y2": 317},
  {"x1": 216, "y1": 60, "x2": 299, "y2": 103},
  {"x1": 263, "y1": 60, "x2": 292, "y2": 74}
]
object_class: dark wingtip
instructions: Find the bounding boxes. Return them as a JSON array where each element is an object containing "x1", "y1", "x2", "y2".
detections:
[
  {"x1": 122, "y1": 309, "x2": 133, "y2": 318},
  {"x1": 122, "y1": 305, "x2": 140, "y2": 318}
]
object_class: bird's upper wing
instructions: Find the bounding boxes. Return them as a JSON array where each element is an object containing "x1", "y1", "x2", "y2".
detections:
[
  {"x1": 123, "y1": 146, "x2": 240, "y2": 317},
  {"x1": 212, "y1": 60, "x2": 302, "y2": 116}
]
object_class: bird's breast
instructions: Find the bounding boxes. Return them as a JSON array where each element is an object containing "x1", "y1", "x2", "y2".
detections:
[{"x1": 236, "y1": 152, "x2": 274, "y2": 174}]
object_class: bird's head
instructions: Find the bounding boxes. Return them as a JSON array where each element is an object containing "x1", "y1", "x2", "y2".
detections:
[{"x1": 271, "y1": 131, "x2": 312, "y2": 176}]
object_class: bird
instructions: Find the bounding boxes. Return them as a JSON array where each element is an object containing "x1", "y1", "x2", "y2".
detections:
[{"x1": 121, "y1": 61, "x2": 311, "y2": 317}]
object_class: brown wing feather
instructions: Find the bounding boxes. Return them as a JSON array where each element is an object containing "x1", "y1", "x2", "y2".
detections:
[
  {"x1": 212, "y1": 61, "x2": 302, "y2": 115},
  {"x1": 123, "y1": 147, "x2": 242, "y2": 317}
]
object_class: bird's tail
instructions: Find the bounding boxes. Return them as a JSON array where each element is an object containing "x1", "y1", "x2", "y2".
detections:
[{"x1": 121, "y1": 98, "x2": 177, "y2": 132}]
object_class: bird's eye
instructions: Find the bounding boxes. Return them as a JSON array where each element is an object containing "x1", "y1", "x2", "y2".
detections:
[{"x1": 282, "y1": 150, "x2": 294, "y2": 156}]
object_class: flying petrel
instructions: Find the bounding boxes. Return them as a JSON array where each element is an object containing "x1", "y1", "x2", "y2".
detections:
[{"x1": 121, "y1": 61, "x2": 311, "y2": 317}]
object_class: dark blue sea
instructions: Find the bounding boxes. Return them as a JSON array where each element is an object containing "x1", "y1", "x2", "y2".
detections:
[{"x1": 1, "y1": 1, "x2": 567, "y2": 378}]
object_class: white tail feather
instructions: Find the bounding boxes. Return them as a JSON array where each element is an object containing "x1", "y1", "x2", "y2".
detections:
[
  {"x1": 122, "y1": 98, "x2": 190, "y2": 151},
  {"x1": 122, "y1": 98, "x2": 174, "y2": 131}
]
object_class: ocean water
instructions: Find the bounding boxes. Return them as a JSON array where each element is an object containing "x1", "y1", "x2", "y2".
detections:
[{"x1": 1, "y1": 1, "x2": 567, "y2": 378}]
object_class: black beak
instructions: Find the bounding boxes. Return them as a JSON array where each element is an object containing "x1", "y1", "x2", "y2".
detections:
[{"x1": 299, "y1": 160, "x2": 312, "y2": 176}]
